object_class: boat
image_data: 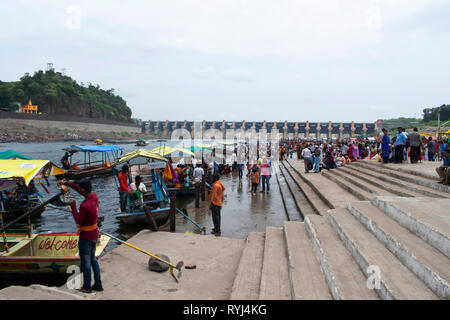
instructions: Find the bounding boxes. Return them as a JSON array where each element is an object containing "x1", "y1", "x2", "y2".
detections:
[
  {"x1": 57, "y1": 144, "x2": 123, "y2": 180},
  {"x1": 0, "y1": 233, "x2": 110, "y2": 274},
  {"x1": 0, "y1": 160, "x2": 66, "y2": 222},
  {"x1": 135, "y1": 139, "x2": 149, "y2": 146},
  {"x1": 113, "y1": 149, "x2": 171, "y2": 226},
  {"x1": 94, "y1": 139, "x2": 103, "y2": 145},
  {"x1": 0, "y1": 160, "x2": 111, "y2": 275},
  {"x1": 0, "y1": 150, "x2": 32, "y2": 160}
]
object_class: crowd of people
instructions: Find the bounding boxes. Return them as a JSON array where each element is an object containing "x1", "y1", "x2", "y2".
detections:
[{"x1": 278, "y1": 128, "x2": 449, "y2": 185}]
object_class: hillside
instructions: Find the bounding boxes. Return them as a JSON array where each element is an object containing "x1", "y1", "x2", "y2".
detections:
[{"x1": 0, "y1": 70, "x2": 132, "y2": 122}]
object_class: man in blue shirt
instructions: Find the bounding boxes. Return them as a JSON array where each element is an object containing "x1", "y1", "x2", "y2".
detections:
[
  {"x1": 436, "y1": 137, "x2": 450, "y2": 185},
  {"x1": 394, "y1": 127, "x2": 407, "y2": 163}
]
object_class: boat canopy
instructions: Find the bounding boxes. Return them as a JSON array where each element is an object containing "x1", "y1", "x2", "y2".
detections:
[
  {"x1": 0, "y1": 150, "x2": 32, "y2": 160},
  {"x1": 63, "y1": 144, "x2": 123, "y2": 153},
  {"x1": 117, "y1": 149, "x2": 167, "y2": 166},
  {"x1": 150, "y1": 146, "x2": 176, "y2": 156},
  {"x1": 190, "y1": 146, "x2": 212, "y2": 153},
  {"x1": 0, "y1": 160, "x2": 66, "y2": 191},
  {"x1": 166, "y1": 148, "x2": 195, "y2": 157}
]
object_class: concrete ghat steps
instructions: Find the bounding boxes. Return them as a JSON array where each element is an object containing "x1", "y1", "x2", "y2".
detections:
[
  {"x1": 347, "y1": 201, "x2": 450, "y2": 299},
  {"x1": 372, "y1": 197, "x2": 450, "y2": 258},
  {"x1": 355, "y1": 160, "x2": 440, "y2": 181},
  {"x1": 328, "y1": 167, "x2": 420, "y2": 198},
  {"x1": 340, "y1": 165, "x2": 449, "y2": 199},
  {"x1": 325, "y1": 208, "x2": 438, "y2": 300},
  {"x1": 351, "y1": 161, "x2": 450, "y2": 194},
  {"x1": 278, "y1": 164, "x2": 308, "y2": 220},
  {"x1": 274, "y1": 164, "x2": 303, "y2": 221},
  {"x1": 283, "y1": 221, "x2": 332, "y2": 299},
  {"x1": 304, "y1": 215, "x2": 379, "y2": 299},
  {"x1": 321, "y1": 170, "x2": 374, "y2": 201},
  {"x1": 258, "y1": 227, "x2": 291, "y2": 300},
  {"x1": 282, "y1": 161, "x2": 331, "y2": 215},
  {"x1": 230, "y1": 232, "x2": 265, "y2": 300}
]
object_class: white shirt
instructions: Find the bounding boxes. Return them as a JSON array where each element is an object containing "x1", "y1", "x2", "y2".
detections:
[
  {"x1": 129, "y1": 182, "x2": 147, "y2": 195},
  {"x1": 301, "y1": 148, "x2": 312, "y2": 158},
  {"x1": 193, "y1": 167, "x2": 204, "y2": 180}
]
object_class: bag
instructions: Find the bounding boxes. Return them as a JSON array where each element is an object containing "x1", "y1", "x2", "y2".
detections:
[{"x1": 308, "y1": 162, "x2": 313, "y2": 171}]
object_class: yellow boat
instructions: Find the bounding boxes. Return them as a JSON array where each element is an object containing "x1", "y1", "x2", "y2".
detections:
[{"x1": 0, "y1": 233, "x2": 110, "y2": 274}]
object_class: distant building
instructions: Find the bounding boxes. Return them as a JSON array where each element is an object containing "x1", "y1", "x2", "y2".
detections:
[{"x1": 21, "y1": 100, "x2": 38, "y2": 114}]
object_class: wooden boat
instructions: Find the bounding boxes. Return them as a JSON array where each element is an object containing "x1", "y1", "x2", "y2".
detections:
[
  {"x1": 135, "y1": 139, "x2": 149, "y2": 146},
  {"x1": 116, "y1": 206, "x2": 170, "y2": 225},
  {"x1": 1, "y1": 204, "x2": 44, "y2": 222},
  {"x1": 0, "y1": 233, "x2": 110, "y2": 274},
  {"x1": 113, "y1": 149, "x2": 170, "y2": 226},
  {"x1": 57, "y1": 144, "x2": 123, "y2": 180}
]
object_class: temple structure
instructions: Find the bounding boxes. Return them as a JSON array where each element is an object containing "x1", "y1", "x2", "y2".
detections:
[{"x1": 21, "y1": 100, "x2": 38, "y2": 114}]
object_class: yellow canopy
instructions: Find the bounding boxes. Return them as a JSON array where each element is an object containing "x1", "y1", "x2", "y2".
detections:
[
  {"x1": 117, "y1": 149, "x2": 167, "y2": 165},
  {"x1": 0, "y1": 160, "x2": 66, "y2": 187},
  {"x1": 168, "y1": 148, "x2": 195, "y2": 157},
  {"x1": 150, "y1": 145, "x2": 176, "y2": 156}
]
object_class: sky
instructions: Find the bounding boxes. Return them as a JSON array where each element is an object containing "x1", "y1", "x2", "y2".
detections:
[{"x1": 0, "y1": 0, "x2": 449, "y2": 122}]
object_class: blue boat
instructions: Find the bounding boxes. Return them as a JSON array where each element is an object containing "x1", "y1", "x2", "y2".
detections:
[{"x1": 57, "y1": 144, "x2": 123, "y2": 180}]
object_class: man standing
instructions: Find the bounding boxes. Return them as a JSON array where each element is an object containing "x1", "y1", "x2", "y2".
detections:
[
  {"x1": 118, "y1": 165, "x2": 130, "y2": 212},
  {"x1": 394, "y1": 127, "x2": 407, "y2": 163},
  {"x1": 301, "y1": 145, "x2": 312, "y2": 173},
  {"x1": 409, "y1": 128, "x2": 422, "y2": 164},
  {"x1": 59, "y1": 179, "x2": 103, "y2": 293},
  {"x1": 427, "y1": 137, "x2": 436, "y2": 162},
  {"x1": 209, "y1": 173, "x2": 225, "y2": 236},
  {"x1": 193, "y1": 163, "x2": 204, "y2": 184}
]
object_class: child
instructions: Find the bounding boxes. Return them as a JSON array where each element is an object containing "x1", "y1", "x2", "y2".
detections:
[{"x1": 249, "y1": 168, "x2": 259, "y2": 195}]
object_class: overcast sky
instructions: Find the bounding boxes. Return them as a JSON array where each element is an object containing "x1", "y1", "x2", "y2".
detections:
[{"x1": 1, "y1": 0, "x2": 448, "y2": 122}]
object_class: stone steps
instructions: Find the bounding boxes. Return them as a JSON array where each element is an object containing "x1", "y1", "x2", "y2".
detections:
[
  {"x1": 325, "y1": 167, "x2": 419, "y2": 198},
  {"x1": 325, "y1": 208, "x2": 438, "y2": 299},
  {"x1": 351, "y1": 161, "x2": 450, "y2": 193},
  {"x1": 372, "y1": 197, "x2": 450, "y2": 258},
  {"x1": 278, "y1": 164, "x2": 310, "y2": 219},
  {"x1": 283, "y1": 221, "x2": 331, "y2": 299},
  {"x1": 347, "y1": 201, "x2": 450, "y2": 299},
  {"x1": 321, "y1": 170, "x2": 374, "y2": 201},
  {"x1": 305, "y1": 215, "x2": 379, "y2": 299},
  {"x1": 230, "y1": 232, "x2": 265, "y2": 300},
  {"x1": 342, "y1": 164, "x2": 449, "y2": 199},
  {"x1": 274, "y1": 164, "x2": 303, "y2": 221},
  {"x1": 285, "y1": 160, "x2": 336, "y2": 211},
  {"x1": 282, "y1": 161, "x2": 332, "y2": 215},
  {"x1": 258, "y1": 227, "x2": 291, "y2": 300}
]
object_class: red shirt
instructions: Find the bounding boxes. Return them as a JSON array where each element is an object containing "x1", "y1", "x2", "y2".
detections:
[
  {"x1": 66, "y1": 181, "x2": 99, "y2": 241},
  {"x1": 118, "y1": 172, "x2": 129, "y2": 191}
]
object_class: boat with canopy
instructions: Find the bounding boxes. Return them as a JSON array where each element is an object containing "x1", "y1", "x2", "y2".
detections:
[
  {"x1": 0, "y1": 160, "x2": 110, "y2": 275},
  {"x1": 58, "y1": 144, "x2": 123, "y2": 180},
  {"x1": 113, "y1": 149, "x2": 172, "y2": 226},
  {"x1": 0, "y1": 160, "x2": 65, "y2": 221}
]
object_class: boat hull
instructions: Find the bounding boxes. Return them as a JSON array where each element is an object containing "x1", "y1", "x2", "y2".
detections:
[
  {"x1": 1, "y1": 206, "x2": 44, "y2": 222},
  {"x1": 116, "y1": 207, "x2": 170, "y2": 226},
  {"x1": 0, "y1": 234, "x2": 110, "y2": 275},
  {"x1": 56, "y1": 166, "x2": 113, "y2": 180}
]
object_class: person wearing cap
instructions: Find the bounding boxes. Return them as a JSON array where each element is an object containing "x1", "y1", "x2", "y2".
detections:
[{"x1": 57, "y1": 178, "x2": 103, "y2": 293}]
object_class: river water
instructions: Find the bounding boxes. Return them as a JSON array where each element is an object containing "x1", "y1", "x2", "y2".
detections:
[{"x1": 1, "y1": 141, "x2": 290, "y2": 252}]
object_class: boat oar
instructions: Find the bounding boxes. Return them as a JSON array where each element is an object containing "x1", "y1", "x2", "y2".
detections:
[
  {"x1": 175, "y1": 207, "x2": 206, "y2": 234},
  {"x1": 98, "y1": 230, "x2": 184, "y2": 283}
]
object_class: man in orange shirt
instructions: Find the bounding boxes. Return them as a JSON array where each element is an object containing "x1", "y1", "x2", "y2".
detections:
[{"x1": 209, "y1": 173, "x2": 226, "y2": 236}]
